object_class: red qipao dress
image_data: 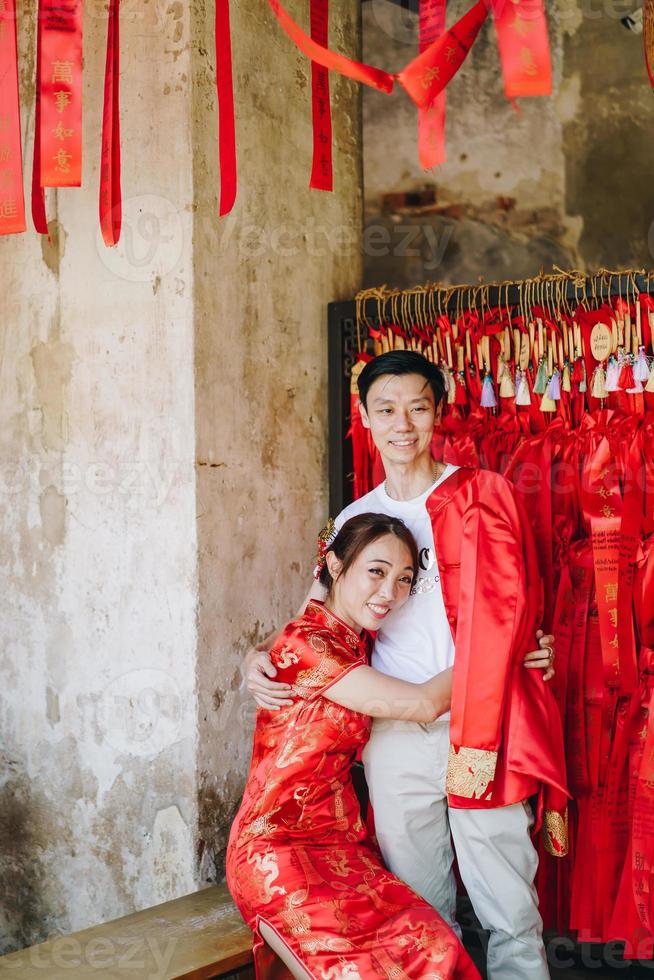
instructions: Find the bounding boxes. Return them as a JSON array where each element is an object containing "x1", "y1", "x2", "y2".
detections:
[{"x1": 226, "y1": 600, "x2": 480, "y2": 980}]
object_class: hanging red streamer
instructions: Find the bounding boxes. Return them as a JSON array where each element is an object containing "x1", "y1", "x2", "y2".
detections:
[
  {"x1": 100, "y1": 0, "x2": 121, "y2": 246},
  {"x1": 267, "y1": 0, "x2": 394, "y2": 94},
  {"x1": 309, "y1": 0, "x2": 332, "y2": 191},
  {"x1": 32, "y1": 0, "x2": 47, "y2": 234},
  {"x1": 397, "y1": 0, "x2": 489, "y2": 108},
  {"x1": 418, "y1": 0, "x2": 447, "y2": 169},
  {"x1": 216, "y1": 0, "x2": 236, "y2": 216},
  {"x1": 267, "y1": 0, "x2": 486, "y2": 108},
  {"x1": 0, "y1": 0, "x2": 26, "y2": 235},
  {"x1": 491, "y1": 0, "x2": 551, "y2": 98},
  {"x1": 39, "y1": 0, "x2": 83, "y2": 188}
]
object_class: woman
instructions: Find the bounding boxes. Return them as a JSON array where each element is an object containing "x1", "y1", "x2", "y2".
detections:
[{"x1": 227, "y1": 513, "x2": 479, "y2": 980}]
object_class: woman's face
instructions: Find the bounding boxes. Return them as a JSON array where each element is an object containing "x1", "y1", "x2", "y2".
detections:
[{"x1": 327, "y1": 533, "x2": 415, "y2": 633}]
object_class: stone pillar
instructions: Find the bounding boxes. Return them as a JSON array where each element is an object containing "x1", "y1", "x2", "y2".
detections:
[{"x1": 190, "y1": 0, "x2": 362, "y2": 879}]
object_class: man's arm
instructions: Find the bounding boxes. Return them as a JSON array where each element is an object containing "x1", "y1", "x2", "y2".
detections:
[{"x1": 244, "y1": 579, "x2": 327, "y2": 709}]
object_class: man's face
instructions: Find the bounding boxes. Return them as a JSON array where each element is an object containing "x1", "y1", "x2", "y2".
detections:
[{"x1": 360, "y1": 373, "x2": 436, "y2": 466}]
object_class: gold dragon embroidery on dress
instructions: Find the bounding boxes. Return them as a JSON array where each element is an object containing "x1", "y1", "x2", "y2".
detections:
[
  {"x1": 300, "y1": 937, "x2": 353, "y2": 954},
  {"x1": 371, "y1": 947, "x2": 411, "y2": 980},
  {"x1": 329, "y1": 896, "x2": 358, "y2": 934},
  {"x1": 321, "y1": 963, "x2": 362, "y2": 980},
  {"x1": 278, "y1": 890, "x2": 312, "y2": 937},
  {"x1": 331, "y1": 780, "x2": 349, "y2": 832},
  {"x1": 275, "y1": 722, "x2": 321, "y2": 769},
  {"x1": 325, "y1": 850, "x2": 354, "y2": 878},
  {"x1": 295, "y1": 650, "x2": 344, "y2": 697},
  {"x1": 275, "y1": 644, "x2": 301, "y2": 669},
  {"x1": 246, "y1": 846, "x2": 287, "y2": 904},
  {"x1": 356, "y1": 875, "x2": 403, "y2": 916},
  {"x1": 397, "y1": 922, "x2": 453, "y2": 962},
  {"x1": 445, "y1": 744, "x2": 497, "y2": 799},
  {"x1": 245, "y1": 806, "x2": 281, "y2": 839}
]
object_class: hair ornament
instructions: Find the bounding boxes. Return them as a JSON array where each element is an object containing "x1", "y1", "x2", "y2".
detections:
[{"x1": 314, "y1": 518, "x2": 336, "y2": 579}]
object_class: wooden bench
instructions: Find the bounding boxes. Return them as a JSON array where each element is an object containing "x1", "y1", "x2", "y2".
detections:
[{"x1": 0, "y1": 883, "x2": 253, "y2": 979}]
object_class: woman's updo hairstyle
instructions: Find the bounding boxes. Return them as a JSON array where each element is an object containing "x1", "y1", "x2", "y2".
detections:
[{"x1": 319, "y1": 513, "x2": 419, "y2": 594}]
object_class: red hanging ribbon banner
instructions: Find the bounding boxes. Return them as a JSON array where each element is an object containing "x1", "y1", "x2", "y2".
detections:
[
  {"x1": 100, "y1": 0, "x2": 121, "y2": 246},
  {"x1": 267, "y1": 0, "x2": 394, "y2": 94},
  {"x1": 397, "y1": 0, "x2": 489, "y2": 108},
  {"x1": 491, "y1": 0, "x2": 551, "y2": 98},
  {"x1": 582, "y1": 429, "x2": 637, "y2": 694},
  {"x1": 39, "y1": 0, "x2": 83, "y2": 188},
  {"x1": 267, "y1": 0, "x2": 486, "y2": 109},
  {"x1": 0, "y1": 0, "x2": 26, "y2": 235},
  {"x1": 418, "y1": 0, "x2": 447, "y2": 169},
  {"x1": 216, "y1": 0, "x2": 236, "y2": 216},
  {"x1": 31, "y1": 2, "x2": 47, "y2": 234},
  {"x1": 309, "y1": 0, "x2": 332, "y2": 191}
]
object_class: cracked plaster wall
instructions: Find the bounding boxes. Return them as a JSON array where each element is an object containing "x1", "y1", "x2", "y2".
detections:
[
  {"x1": 362, "y1": 0, "x2": 654, "y2": 288},
  {"x1": 1, "y1": 0, "x2": 198, "y2": 952}
]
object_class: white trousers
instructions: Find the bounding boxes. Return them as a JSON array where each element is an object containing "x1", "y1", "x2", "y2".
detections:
[{"x1": 362, "y1": 718, "x2": 550, "y2": 980}]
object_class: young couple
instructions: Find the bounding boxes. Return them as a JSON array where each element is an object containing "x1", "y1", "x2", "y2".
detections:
[{"x1": 228, "y1": 351, "x2": 568, "y2": 980}]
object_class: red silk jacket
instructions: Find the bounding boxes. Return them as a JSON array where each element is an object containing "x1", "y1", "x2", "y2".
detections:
[{"x1": 426, "y1": 465, "x2": 569, "y2": 855}]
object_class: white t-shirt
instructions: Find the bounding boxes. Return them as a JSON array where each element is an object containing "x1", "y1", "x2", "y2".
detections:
[{"x1": 334, "y1": 465, "x2": 458, "y2": 696}]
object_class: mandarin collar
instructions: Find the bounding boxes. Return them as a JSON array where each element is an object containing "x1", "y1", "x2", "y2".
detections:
[{"x1": 305, "y1": 599, "x2": 368, "y2": 654}]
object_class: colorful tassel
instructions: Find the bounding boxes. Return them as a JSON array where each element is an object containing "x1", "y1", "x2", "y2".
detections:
[
  {"x1": 546, "y1": 370, "x2": 561, "y2": 401},
  {"x1": 591, "y1": 364, "x2": 608, "y2": 400},
  {"x1": 447, "y1": 369, "x2": 456, "y2": 404},
  {"x1": 618, "y1": 357, "x2": 635, "y2": 391},
  {"x1": 515, "y1": 369, "x2": 531, "y2": 406},
  {"x1": 441, "y1": 365, "x2": 451, "y2": 393},
  {"x1": 605, "y1": 355, "x2": 620, "y2": 392},
  {"x1": 480, "y1": 374, "x2": 497, "y2": 409},
  {"x1": 627, "y1": 377, "x2": 643, "y2": 394},
  {"x1": 646, "y1": 361, "x2": 654, "y2": 393},
  {"x1": 499, "y1": 363, "x2": 515, "y2": 398},
  {"x1": 634, "y1": 346, "x2": 650, "y2": 383},
  {"x1": 454, "y1": 373, "x2": 468, "y2": 405},
  {"x1": 562, "y1": 363, "x2": 571, "y2": 393},
  {"x1": 533, "y1": 357, "x2": 548, "y2": 395},
  {"x1": 540, "y1": 391, "x2": 557, "y2": 412},
  {"x1": 578, "y1": 361, "x2": 587, "y2": 394}
]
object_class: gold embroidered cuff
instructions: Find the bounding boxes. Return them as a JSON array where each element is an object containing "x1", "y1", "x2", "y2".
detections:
[
  {"x1": 446, "y1": 745, "x2": 497, "y2": 799},
  {"x1": 543, "y1": 807, "x2": 569, "y2": 857}
]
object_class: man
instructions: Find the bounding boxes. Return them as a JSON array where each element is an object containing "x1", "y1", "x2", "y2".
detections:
[{"x1": 246, "y1": 351, "x2": 564, "y2": 979}]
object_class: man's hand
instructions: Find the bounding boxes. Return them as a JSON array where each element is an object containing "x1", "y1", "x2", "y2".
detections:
[
  {"x1": 522, "y1": 629, "x2": 555, "y2": 682},
  {"x1": 244, "y1": 647, "x2": 295, "y2": 710}
]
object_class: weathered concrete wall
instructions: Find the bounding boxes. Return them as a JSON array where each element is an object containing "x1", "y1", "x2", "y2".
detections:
[
  {"x1": 1, "y1": 0, "x2": 198, "y2": 952},
  {"x1": 190, "y1": 0, "x2": 362, "y2": 880},
  {"x1": 361, "y1": 0, "x2": 654, "y2": 288},
  {"x1": 560, "y1": 0, "x2": 654, "y2": 270}
]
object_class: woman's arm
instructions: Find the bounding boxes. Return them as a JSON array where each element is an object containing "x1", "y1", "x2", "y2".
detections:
[{"x1": 325, "y1": 666, "x2": 452, "y2": 723}]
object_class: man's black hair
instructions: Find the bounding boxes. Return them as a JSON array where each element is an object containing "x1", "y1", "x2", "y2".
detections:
[{"x1": 357, "y1": 350, "x2": 446, "y2": 409}]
